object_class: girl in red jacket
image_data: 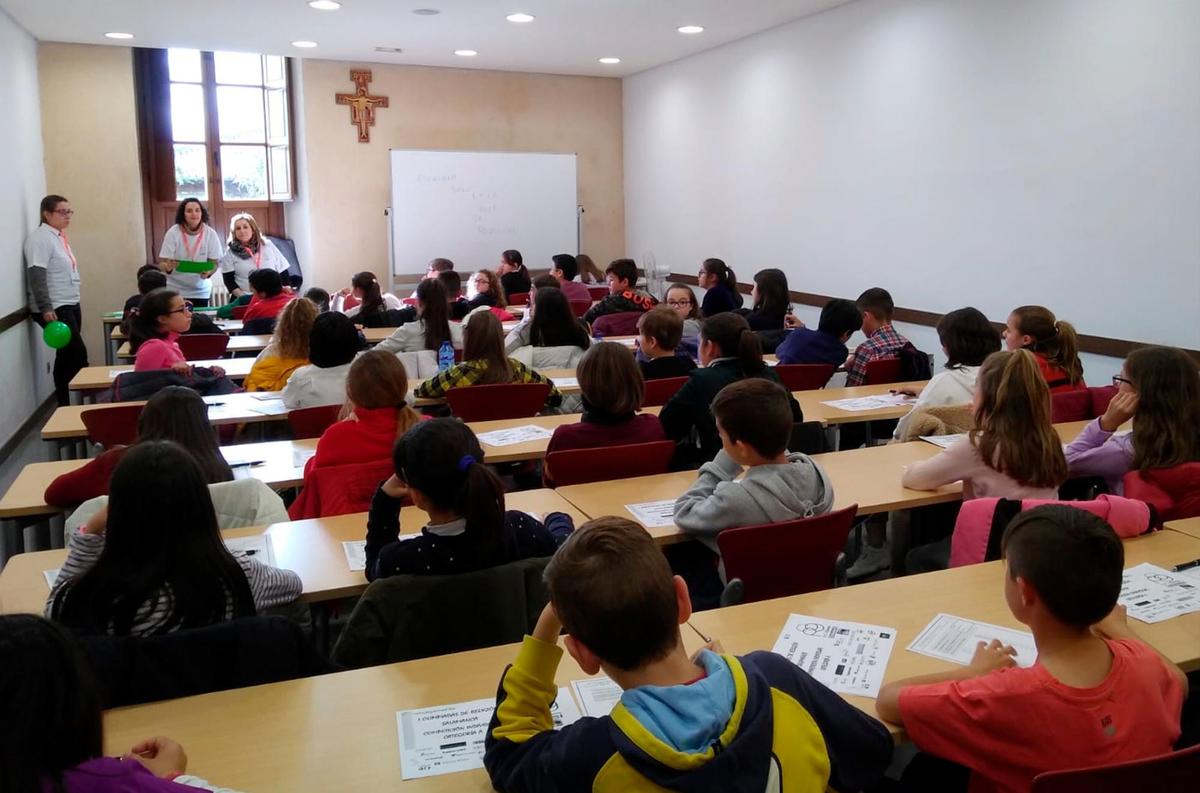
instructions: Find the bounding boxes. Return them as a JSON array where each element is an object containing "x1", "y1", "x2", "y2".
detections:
[{"x1": 1003, "y1": 305, "x2": 1086, "y2": 394}]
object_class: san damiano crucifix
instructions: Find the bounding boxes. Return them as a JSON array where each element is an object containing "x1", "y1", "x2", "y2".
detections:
[{"x1": 335, "y1": 69, "x2": 389, "y2": 143}]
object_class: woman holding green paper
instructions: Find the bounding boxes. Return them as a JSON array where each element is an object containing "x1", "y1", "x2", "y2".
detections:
[{"x1": 158, "y1": 197, "x2": 223, "y2": 307}]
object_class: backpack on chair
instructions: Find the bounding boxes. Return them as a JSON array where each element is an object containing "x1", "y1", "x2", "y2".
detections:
[{"x1": 896, "y1": 342, "x2": 933, "y2": 381}]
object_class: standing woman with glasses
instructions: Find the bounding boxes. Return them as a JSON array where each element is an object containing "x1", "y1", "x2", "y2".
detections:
[
  {"x1": 128, "y1": 288, "x2": 226, "y2": 378},
  {"x1": 158, "y1": 198, "x2": 223, "y2": 307},
  {"x1": 25, "y1": 194, "x2": 88, "y2": 405}
]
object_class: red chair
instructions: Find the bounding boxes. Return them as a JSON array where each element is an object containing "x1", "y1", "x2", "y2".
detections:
[
  {"x1": 1030, "y1": 743, "x2": 1200, "y2": 792},
  {"x1": 775, "y1": 364, "x2": 836, "y2": 392},
  {"x1": 641, "y1": 376, "x2": 688, "y2": 408},
  {"x1": 569, "y1": 300, "x2": 591, "y2": 318},
  {"x1": 544, "y1": 440, "x2": 676, "y2": 487},
  {"x1": 1123, "y1": 463, "x2": 1200, "y2": 521},
  {"x1": 288, "y1": 404, "x2": 342, "y2": 440},
  {"x1": 288, "y1": 458, "x2": 399, "y2": 519},
  {"x1": 445, "y1": 382, "x2": 551, "y2": 421},
  {"x1": 508, "y1": 292, "x2": 531, "y2": 306},
  {"x1": 176, "y1": 333, "x2": 230, "y2": 361},
  {"x1": 592, "y1": 311, "x2": 643, "y2": 337},
  {"x1": 230, "y1": 304, "x2": 249, "y2": 320},
  {"x1": 81, "y1": 404, "x2": 144, "y2": 448},
  {"x1": 1051, "y1": 385, "x2": 1118, "y2": 423},
  {"x1": 716, "y1": 505, "x2": 859, "y2": 604},
  {"x1": 587, "y1": 286, "x2": 608, "y2": 301},
  {"x1": 862, "y1": 357, "x2": 902, "y2": 386}
]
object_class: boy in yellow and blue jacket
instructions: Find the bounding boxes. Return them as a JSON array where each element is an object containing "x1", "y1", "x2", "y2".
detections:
[{"x1": 483, "y1": 516, "x2": 893, "y2": 792}]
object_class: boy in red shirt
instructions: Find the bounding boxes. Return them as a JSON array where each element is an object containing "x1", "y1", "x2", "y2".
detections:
[
  {"x1": 876, "y1": 505, "x2": 1186, "y2": 793},
  {"x1": 241, "y1": 268, "x2": 294, "y2": 331}
]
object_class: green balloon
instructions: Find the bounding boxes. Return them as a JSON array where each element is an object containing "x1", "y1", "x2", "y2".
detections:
[{"x1": 43, "y1": 320, "x2": 72, "y2": 349}]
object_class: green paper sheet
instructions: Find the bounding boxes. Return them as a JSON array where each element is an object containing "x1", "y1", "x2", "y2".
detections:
[{"x1": 176, "y1": 259, "x2": 211, "y2": 274}]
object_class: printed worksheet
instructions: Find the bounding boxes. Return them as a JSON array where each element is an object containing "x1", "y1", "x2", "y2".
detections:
[
  {"x1": 397, "y1": 688, "x2": 582, "y2": 779},
  {"x1": 571, "y1": 676, "x2": 624, "y2": 718},
  {"x1": 292, "y1": 448, "x2": 317, "y2": 468},
  {"x1": 476, "y1": 425, "x2": 554, "y2": 447},
  {"x1": 249, "y1": 392, "x2": 281, "y2": 401},
  {"x1": 522, "y1": 511, "x2": 543, "y2": 523},
  {"x1": 1119, "y1": 563, "x2": 1200, "y2": 623},
  {"x1": 918, "y1": 434, "x2": 966, "y2": 449},
  {"x1": 821, "y1": 394, "x2": 915, "y2": 412},
  {"x1": 108, "y1": 369, "x2": 130, "y2": 378},
  {"x1": 43, "y1": 568, "x2": 61, "y2": 588},
  {"x1": 343, "y1": 540, "x2": 367, "y2": 572},
  {"x1": 908, "y1": 613, "x2": 1038, "y2": 668},
  {"x1": 771, "y1": 614, "x2": 897, "y2": 698},
  {"x1": 625, "y1": 500, "x2": 677, "y2": 528},
  {"x1": 550, "y1": 376, "x2": 579, "y2": 389},
  {"x1": 225, "y1": 534, "x2": 276, "y2": 568},
  {"x1": 247, "y1": 399, "x2": 289, "y2": 416}
]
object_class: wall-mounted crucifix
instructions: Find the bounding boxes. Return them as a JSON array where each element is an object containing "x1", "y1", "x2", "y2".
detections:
[{"x1": 335, "y1": 69, "x2": 389, "y2": 143}]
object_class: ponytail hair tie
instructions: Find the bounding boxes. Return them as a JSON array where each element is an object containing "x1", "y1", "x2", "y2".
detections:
[{"x1": 457, "y1": 454, "x2": 476, "y2": 472}]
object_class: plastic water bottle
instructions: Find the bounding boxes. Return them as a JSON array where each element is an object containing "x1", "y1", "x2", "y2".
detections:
[{"x1": 438, "y1": 340, "x2": 455, "y2": 372}]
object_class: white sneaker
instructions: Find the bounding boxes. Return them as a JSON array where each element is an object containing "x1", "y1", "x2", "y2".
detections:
[{"x1": 846, "y1": 542, "x2": 891, "y2": 579}]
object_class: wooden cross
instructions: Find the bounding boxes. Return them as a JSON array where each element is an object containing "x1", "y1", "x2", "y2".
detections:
[{"x1": 335, "y1": 69, "x2": 389, "y2": 143}]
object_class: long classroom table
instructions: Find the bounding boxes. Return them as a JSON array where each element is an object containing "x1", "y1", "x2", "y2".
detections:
[{"x1": 92, "y1": 529, "x2": 1200, "y2": 793}]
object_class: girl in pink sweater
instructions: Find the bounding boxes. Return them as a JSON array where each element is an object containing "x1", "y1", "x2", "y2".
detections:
[{"x1": 128, "y1": 288, "x2": 223, "y2": 377}]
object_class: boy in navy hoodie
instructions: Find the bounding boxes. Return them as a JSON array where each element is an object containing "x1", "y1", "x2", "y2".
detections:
[
  {"x1": 484, "y1": 517, "x2": 893, "y2": 792},
  {"x1": 776, "y1": 297, "x2": 863, "y2": 367}
]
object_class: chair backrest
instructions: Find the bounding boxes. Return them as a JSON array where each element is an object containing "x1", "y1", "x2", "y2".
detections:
[
  {"x1": 641, "y1": 376, "x2": 689, "y2": 408},
  {"x1": 775, "y1": 364, "x2": 836, "y2": 392},
  {"x1": 288, "y1": 404, "x2": 343, "y2": 440},
  {"x1": 1051, "y1": 389, "x2": 1093, "y2": 422},
  {"x1": 444, "y1": 382, "x2": 550, "y2": 422},
  {"x1": 1030, "y1": 744, "x2": 1200, "y2": 793},
  {"x1": 264, "y1": 234, "x2": 303, "y2": 288},
  {"x1": 1123, "y1": 463, "x2": 1200, "y2": 522},
  {"x1": 788, "y1": 421, "x2": 829, "y2": 455},
  {"x1": 287, "y1": 458, "x2": 397, "y2": 519},
  {"x1": 508, "y1": 291, "x2": 530, "y2": 306},
  {"x1": 717, "y1": 505, "x2": 859, "y2": 604},
  {"x1": 862, "y1": 357, "x2": 902, "y2": 386},
  {"x1": 544, "y1": 440, "x2": 676, "y2": 487},
  {"x1": 81, "y1": 404, "x2": 144, "y2": 448},
  {"x1": 176, "y1": 333, "x2": 230, "y2": 361},
  {"x1": 569, "y1": 300, "x2": 591, "y2": 317},
  {"x1": 592, "y1": 311, "x2": 644, "y2": 337},
  {"x1": 1089, "y1": 385, "x2": 1118, "y2": 416},
  {"x1": 587, "y1": 285, "x2": 609, "y2": 301},
  {"x1": 332, "y1": 556, "x2": 551, "y2": 667}
]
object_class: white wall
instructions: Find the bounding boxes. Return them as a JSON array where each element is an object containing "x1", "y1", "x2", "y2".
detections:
[
  {"x1": 0, "y1": 8, "x2": 52, "y2": 446},
  {"x1": 625, "y1": 0, "x2": 1200, "y2": 383}
]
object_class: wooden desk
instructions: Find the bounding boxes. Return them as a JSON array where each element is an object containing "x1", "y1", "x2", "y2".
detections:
[
  {"x1": 69, "y1": 358, "x2": 256, "y2": 394},
  {"x1": 116, "y1": 335, "x2": 271, "y2": 360},
  {"x1": 0, "y1": 489, "x2": 585, "y2": 616},
  {"x1": 1167, "y1": 518, "x2": 1200, "y2": 541},
  {"x1": 794, "y1": 381, "x2": 927, "y2": 426},
  {"x1": 95, "y1": 530, "x2": 1200, "y2": 792}
]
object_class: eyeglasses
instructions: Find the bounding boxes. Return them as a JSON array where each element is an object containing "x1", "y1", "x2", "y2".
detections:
[
  {"x1": 54, "y1": 209, "x2": 75, "y2": 216},
  {"x1": 167, "y1": 301, "x2": 195, "y2": 315},
  {"x1": 1112, "y1": 375, "x2": 1134, "y2": 387},
  {"x1": 667, "y1": 300, "x2": 693, "y2": 308}
]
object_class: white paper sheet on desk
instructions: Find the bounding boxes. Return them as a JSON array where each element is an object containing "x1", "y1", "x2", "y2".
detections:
[
  {"x1": 249, "y1": 392, "x2": 281, "y2": 401},
  {"x1": 246, "y1": 399, "x2": 289, "y2": 416},
  {"x1": 771, "y1": 614, "x2": 896, "y2": 698},
  {"x1": 625, "y1": 500, "x2": 677, "y2": 528},
  {"x1": 1119, "y1": 563, "x2": 1200, "y2": 623},
  {"x1": 292, "y1": 448, "x2": 316, "y2": 468},
  {"x1": 224, "y1": 534, "x2": 276, "y2": 568},
  {"x1": 550, "y1": 376, "x2": 579, "y2": 389},
  {"x1": 343, "y1": 540, "x2": 367, "y2": 572},
  {"x1": 821, "y1": 394, "x2": 915, "y2": 412},
  {"x1": 108, "y1": 369, "x2": 130, "y2": 378},
  {"x1": 476, "y1": 425, "x2": 554, "y2": 447},
  {"x1": 572, "y1": 676, "x2": 623, "y2": 718},
  {"x1": 43, "y1": 568, "x2": 61, "y2": 589},
  {"x1": 919, "y1": 434, "x2": 965, "y2": 449},
  {"x1": 397, "y1": 687, "x2": 582, "y2": 779},
  {"x1": 908, "y1": 613, "x2": 1037, "y2": 668}
]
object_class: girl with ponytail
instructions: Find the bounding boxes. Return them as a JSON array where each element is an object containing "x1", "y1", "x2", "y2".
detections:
[
  {"x1": 697, "y1": 258, "x2": 744, "y2": 317},
  {"x1": 1004, "y1": 305, "x2": 1086, "y2": 393},
  {"x1": 363, "y1": 418, "x2": 574, "y2": 580},
  {"x1": 659, "y1": 312, "x2": 801, "y2": 466}
]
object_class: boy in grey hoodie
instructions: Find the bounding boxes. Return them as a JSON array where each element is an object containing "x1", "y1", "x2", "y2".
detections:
[{"x1": 674, "y1": 378, "x2": 834, "y2": 564}]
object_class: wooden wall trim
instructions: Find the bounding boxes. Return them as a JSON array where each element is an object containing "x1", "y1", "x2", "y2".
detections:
[
  {"x1": 0, "y1": 308, "x2": 30, "y2": 335},
  {"x1": 668, "y1": 273, "x2": 1200, "y2": 362}
]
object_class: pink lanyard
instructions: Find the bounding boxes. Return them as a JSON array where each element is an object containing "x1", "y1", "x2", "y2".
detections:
[
  {"x1": 59, "y1": 232, "x2": 77, "y2": 272},
  {"x1": 180, "y1": 224, "x2": 205, "y2": 261}
]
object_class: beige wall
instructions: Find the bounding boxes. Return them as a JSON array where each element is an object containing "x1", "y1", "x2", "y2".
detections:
[
  {"x1": 38, "y1": 42, "x2": 146, "y2": 357},
  {"x1": 289, "y1": 59, "x2": 624, "y2": 292}
]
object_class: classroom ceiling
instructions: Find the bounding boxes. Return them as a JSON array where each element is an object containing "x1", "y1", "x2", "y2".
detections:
[{"x1": 0, "y1": 0, "x2": 855, "y2": 77}]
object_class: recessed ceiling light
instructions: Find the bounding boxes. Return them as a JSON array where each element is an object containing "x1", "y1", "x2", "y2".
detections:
[
  {"x1": 506, "y1": 13, "x2": 535, "y2": 23},
  {"x1": 677, "y1": 25, "x2": 705, "y2": 34},
  {"x1": 375, "y1": 46, "x2": 404, "y2": 53},
  {"x1": 308, "y1": 0, "x2": 341, "y2": 9},
  {"x1": 412, "y1": 8, "x2": 440, "y2": 15},
  {"x1": 291, "y1": 40, "x2": 318, "y2": 48},
  {"x1": 104, "y1": 32, "x2": 134, "y2": 40},
  {"x1": 454, "y1": 49, "x2": 478, "y2": 57},
  {"x1": 598, "y1": 57, "x2": 621, "y2": 65}
]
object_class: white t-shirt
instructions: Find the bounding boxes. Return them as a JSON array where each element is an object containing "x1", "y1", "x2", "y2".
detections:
[
  {"x1": 281, "y1": 362, "x2": 353, "y2": 409},
  {"x1": 24, "y1": 224, "x2": 81, "y2": 307},
  {"x1": 219, "y1": 238, "x2": 290, "y2": 293},
  {"x1": 159, "y1": 223, "x2": 224, "y2": 299},
  {"x1": 893, "y1": 365, "x2": 980, "y2": 439}
]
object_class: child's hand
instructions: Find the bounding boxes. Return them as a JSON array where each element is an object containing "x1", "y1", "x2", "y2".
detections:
[
  {"x1": 170, "y1": 361, "x2": 192, "y2": 376},
  {"x1": 967, "y1": 639, "x2": 1017, "y2": 674},
  {"x1": 783, "y1": 314, "x2": 804, "y2": 329},
  {"x1": 380, "y1": 474, "x2": 408, "y2": 499},
  {"x1": 1099, "y1": 392, "x2": 1138, "y2": 433},
  {"x1": 337, "y1": 287, "x2": 352, "y2": 297},
  {"x1": 1092, "y1": 604, "x2": 1132, "y2": 640},
  {"x1": 81, "y1": 505, "x2": 109, "y2": 535},
  {"x1": 532, "y1": 603, "x2": 563, "y2": 645},
  {"x1": 125, "y1": 736, "x2": 188, "y2": 777},
  {"x1": 690, "y1": 639, "x2": 725, "y2": 663},
  {"x1": 209, "y1": 365, "x2": 226, "y2": 378}
]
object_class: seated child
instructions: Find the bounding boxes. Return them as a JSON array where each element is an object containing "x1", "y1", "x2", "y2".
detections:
[
  {"x1": 775, "y1": 297, "x2": 863, "y2": 367},
  {"x1": 240, "y1": 268, "x2": 294, "y2": 333},
  {"x1": 127, "y1": 288, "x2": 224, "y2": 380},
  {"x1": 543, "y1": 342, "x2": 666, "y2": 486},
  {"x1": 876, "y1": 505, "x2": 1187, "y2": 792},
  {"x1": 637, "y1": 306, "x2": 698, "y2": 380},
  {"x1": 483, "y1": 517, "x2": 892, "y2": 791},
  {"x1": 1003, "y1": 305, "x2": 1087, "y2": 394},
  {"x1": 844, "y1": 287, "x2": 910, "y2": 387},
  {"x1": 0, "y1": 613, "x2": 235, "y2": 791},
  {"x1": 674, "y1": 375, "x2": 832, "y2": 537},
  {"x1": 582, "y1": 258, "x2": 658, "y2": 325},
  {"x1": 364, "y1": 418, "x2": 573, "y2": 580},
  {"x1": 304, "y1": 286, "x2": 330, "y2": 313},
  {"x1": 282, "y1": 311, "x2": 364, "y2": 408},
  {"x1": 243, "y1": 296, "x2": 319, "y2": 392},
  {"x1": 122, "y1": 264, "x2": 166, "y2": 321}
]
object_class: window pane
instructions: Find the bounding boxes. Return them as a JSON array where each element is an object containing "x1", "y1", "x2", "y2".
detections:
[
  {"x1": 214, "y1": 51, "x2": 263, "y2": 86},
  {"x1": 168, "y1": 48, "x2": 202, "y2": 82},
  {"x1": 269, "y1": 145, "x2": 292, "y2": 200},
  {"x1": 264, "y1": 55, "x2": 286, "y2": 88},
  {"x1": 221, "y1": 145, "x2": 268, "y2": 200},
  {"x1": 217, "y1": 86, "x2": 266, "y2": 143},
  {"x1": 174, "y1": 144, "x2": 208, "y2": 200},
  {"x1": 266, "y1": 87, "x2": 288, "y2": 145},
  {"x1": 170, "y1": 83, "x2": 206, "y2": 142}
]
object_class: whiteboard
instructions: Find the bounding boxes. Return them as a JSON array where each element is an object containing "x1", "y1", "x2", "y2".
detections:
[{"x1": 388, "y1": 149, "x2": 578, "y2": 277}]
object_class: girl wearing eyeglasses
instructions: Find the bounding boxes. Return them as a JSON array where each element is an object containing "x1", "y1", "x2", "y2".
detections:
[
  {"x1": 128, "y1": 288, "x2": 225, "y2": 378},
  {"x1": 664, "y1": 283, "x2": 703, "y2": 339}
]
